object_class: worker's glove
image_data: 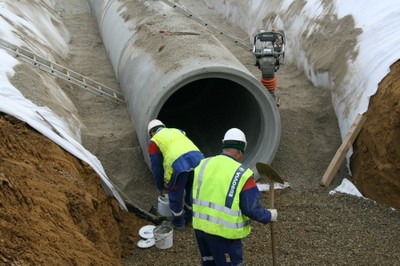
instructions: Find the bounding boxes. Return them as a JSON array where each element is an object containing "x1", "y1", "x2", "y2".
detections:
[{"x1": 268, "y1": 209, "x2": 278, "y2": 222}]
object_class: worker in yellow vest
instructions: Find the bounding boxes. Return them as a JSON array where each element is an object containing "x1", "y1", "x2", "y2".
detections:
[
  {"x1": 192, "y1": 128, "x2": 277, "y2": 265},
  {"x1": 147, "y1": 119, "x2": 204, "y2": 229}
]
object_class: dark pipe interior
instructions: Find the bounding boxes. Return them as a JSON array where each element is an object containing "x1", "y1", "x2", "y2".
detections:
[{"x1": 158, "y1": 78, "x2": 261, "y2": 159}]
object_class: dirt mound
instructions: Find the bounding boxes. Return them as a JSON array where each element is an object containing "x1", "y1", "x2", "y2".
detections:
[
  {"x1": 351, "y1": 60, "x2": 400, "y2": 210},
  {"x1": 0, "y1": 114, "x2": 150, "y2": 265}
]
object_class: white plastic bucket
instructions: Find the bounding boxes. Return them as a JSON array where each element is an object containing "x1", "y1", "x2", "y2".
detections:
[
  {"x1": 157, "y1": 194, "x2": 172, "y2": 217},
  {"x1": 153, "y1": 224, "x2": 173, "y2": 249}
]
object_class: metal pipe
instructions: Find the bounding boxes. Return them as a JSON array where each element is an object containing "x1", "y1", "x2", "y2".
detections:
[{"x1": 88, "y1": 0, "x2": 281, "y2": 172}]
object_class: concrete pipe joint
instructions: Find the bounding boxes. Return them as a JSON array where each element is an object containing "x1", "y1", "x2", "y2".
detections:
[{"x1": 89, "y1": 0, "x2": 281, "y2": 174}]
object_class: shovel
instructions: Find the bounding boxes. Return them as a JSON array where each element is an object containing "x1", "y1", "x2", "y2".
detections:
[{"x1": 256, "y1": 162, "x2": 284, "y2": 266}]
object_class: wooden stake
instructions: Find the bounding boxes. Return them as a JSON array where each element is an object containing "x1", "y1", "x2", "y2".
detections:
[{"x1": 320, "y1": 114, "x2": 366, "y2": 187}]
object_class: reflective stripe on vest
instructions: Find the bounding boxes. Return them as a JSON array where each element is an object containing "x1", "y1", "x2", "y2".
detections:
[
  {"x1": 192, "y1": 155, "x2": 252, "y2": 239},
  {"x1": 152, "y1": 128, "x2": 200, "y2": 183},
  {"x1": 193, "y1": 211, "x2": 250, "y2": 229}
]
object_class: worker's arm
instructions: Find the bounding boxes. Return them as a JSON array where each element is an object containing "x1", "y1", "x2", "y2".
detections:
[
  {"x1": 148, "y1": 140, "x2": 165, "y2": 191},
  {"x1": 240, "y1": 177, "x2": 274, "y2": 223}
]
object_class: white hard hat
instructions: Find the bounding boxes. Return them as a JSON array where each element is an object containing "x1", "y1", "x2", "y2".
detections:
[
  {"x1": 222, "y1": 128, "x2": 247, "y2": 152},
  {"x1": 148, "y1": 119, "x2": 165, "y2": 135}
]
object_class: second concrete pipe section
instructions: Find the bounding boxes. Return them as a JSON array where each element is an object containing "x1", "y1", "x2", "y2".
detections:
[{"x1": 88, "y1": 0, "x2": 281, "y2": 173}]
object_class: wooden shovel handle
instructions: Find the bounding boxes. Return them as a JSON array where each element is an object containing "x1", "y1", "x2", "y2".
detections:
[
  {"x1": 271, "y1": 222, "x2": 277, "y2": 266},
  {"x1": 269, "y1": 180, "x2": 275, "y2": 208},
  {"x1": 269, "y1": 180, "x2": 277, "y2": 266}
]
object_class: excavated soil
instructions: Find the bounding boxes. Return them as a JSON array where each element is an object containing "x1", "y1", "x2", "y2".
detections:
[
  {"x1": 351, "y1": 60, "x2": 400, "y2": 210},
  {"x1": 1, "y1": 0, "x2": 399, "y2": 265},
  {"x1": 0, "y1": 115, "x2": 149, "y2": 265}
]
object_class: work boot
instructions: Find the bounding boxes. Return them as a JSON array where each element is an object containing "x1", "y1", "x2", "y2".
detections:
[
  {"x1": 171, "y1": 215, "x2": 185, "y2": 230},
  {"x1": 184, "y1": 209, "x2": 193, "y2": 226}
]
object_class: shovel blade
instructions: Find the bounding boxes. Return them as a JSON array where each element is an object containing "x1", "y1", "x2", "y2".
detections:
[{"x1": 256, "y1": 162, "x2": 284, "y2": 184}]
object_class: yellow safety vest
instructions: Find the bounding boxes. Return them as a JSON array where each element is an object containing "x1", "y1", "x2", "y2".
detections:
[
  {"x1": 151, "y1": 128, "x2": 200, "y2": 183},
  {"x1": 192, "y1": 155, "x2": 252, "y2": 239}
]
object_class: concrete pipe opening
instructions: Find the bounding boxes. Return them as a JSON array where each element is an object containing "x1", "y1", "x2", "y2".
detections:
[
  {"x1": 148, "y1": 67, "x2": 281, "y2": 171},
  {"x1": 158, "y1": 78, "x2": 259, "y2": 157}
]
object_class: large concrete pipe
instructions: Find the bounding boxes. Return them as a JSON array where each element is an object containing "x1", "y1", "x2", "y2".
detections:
[{"x1": 88, "y1": 0, "x2": 281, "y2": 172}]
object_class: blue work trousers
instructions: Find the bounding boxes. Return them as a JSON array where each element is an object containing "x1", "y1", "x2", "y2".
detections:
[
  {"x1": 167, "y1": 171, "x2": 193, "y2": 227},
  {"x1": 194, "y1": 229, "x2": 244, "y2": 266}
]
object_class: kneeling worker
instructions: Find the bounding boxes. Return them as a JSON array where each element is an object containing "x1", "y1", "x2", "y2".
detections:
[{"x1": 192, "y1": 128, "x2": 277, "y2": 265}]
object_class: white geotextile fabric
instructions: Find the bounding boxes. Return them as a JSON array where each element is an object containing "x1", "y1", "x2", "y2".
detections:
[
  {"x1": 0, "y1": 0, "x2": 127, "y2": 209},
  {"x1": 204, "y1": 0, "x2": 400, "y2": 164}
]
